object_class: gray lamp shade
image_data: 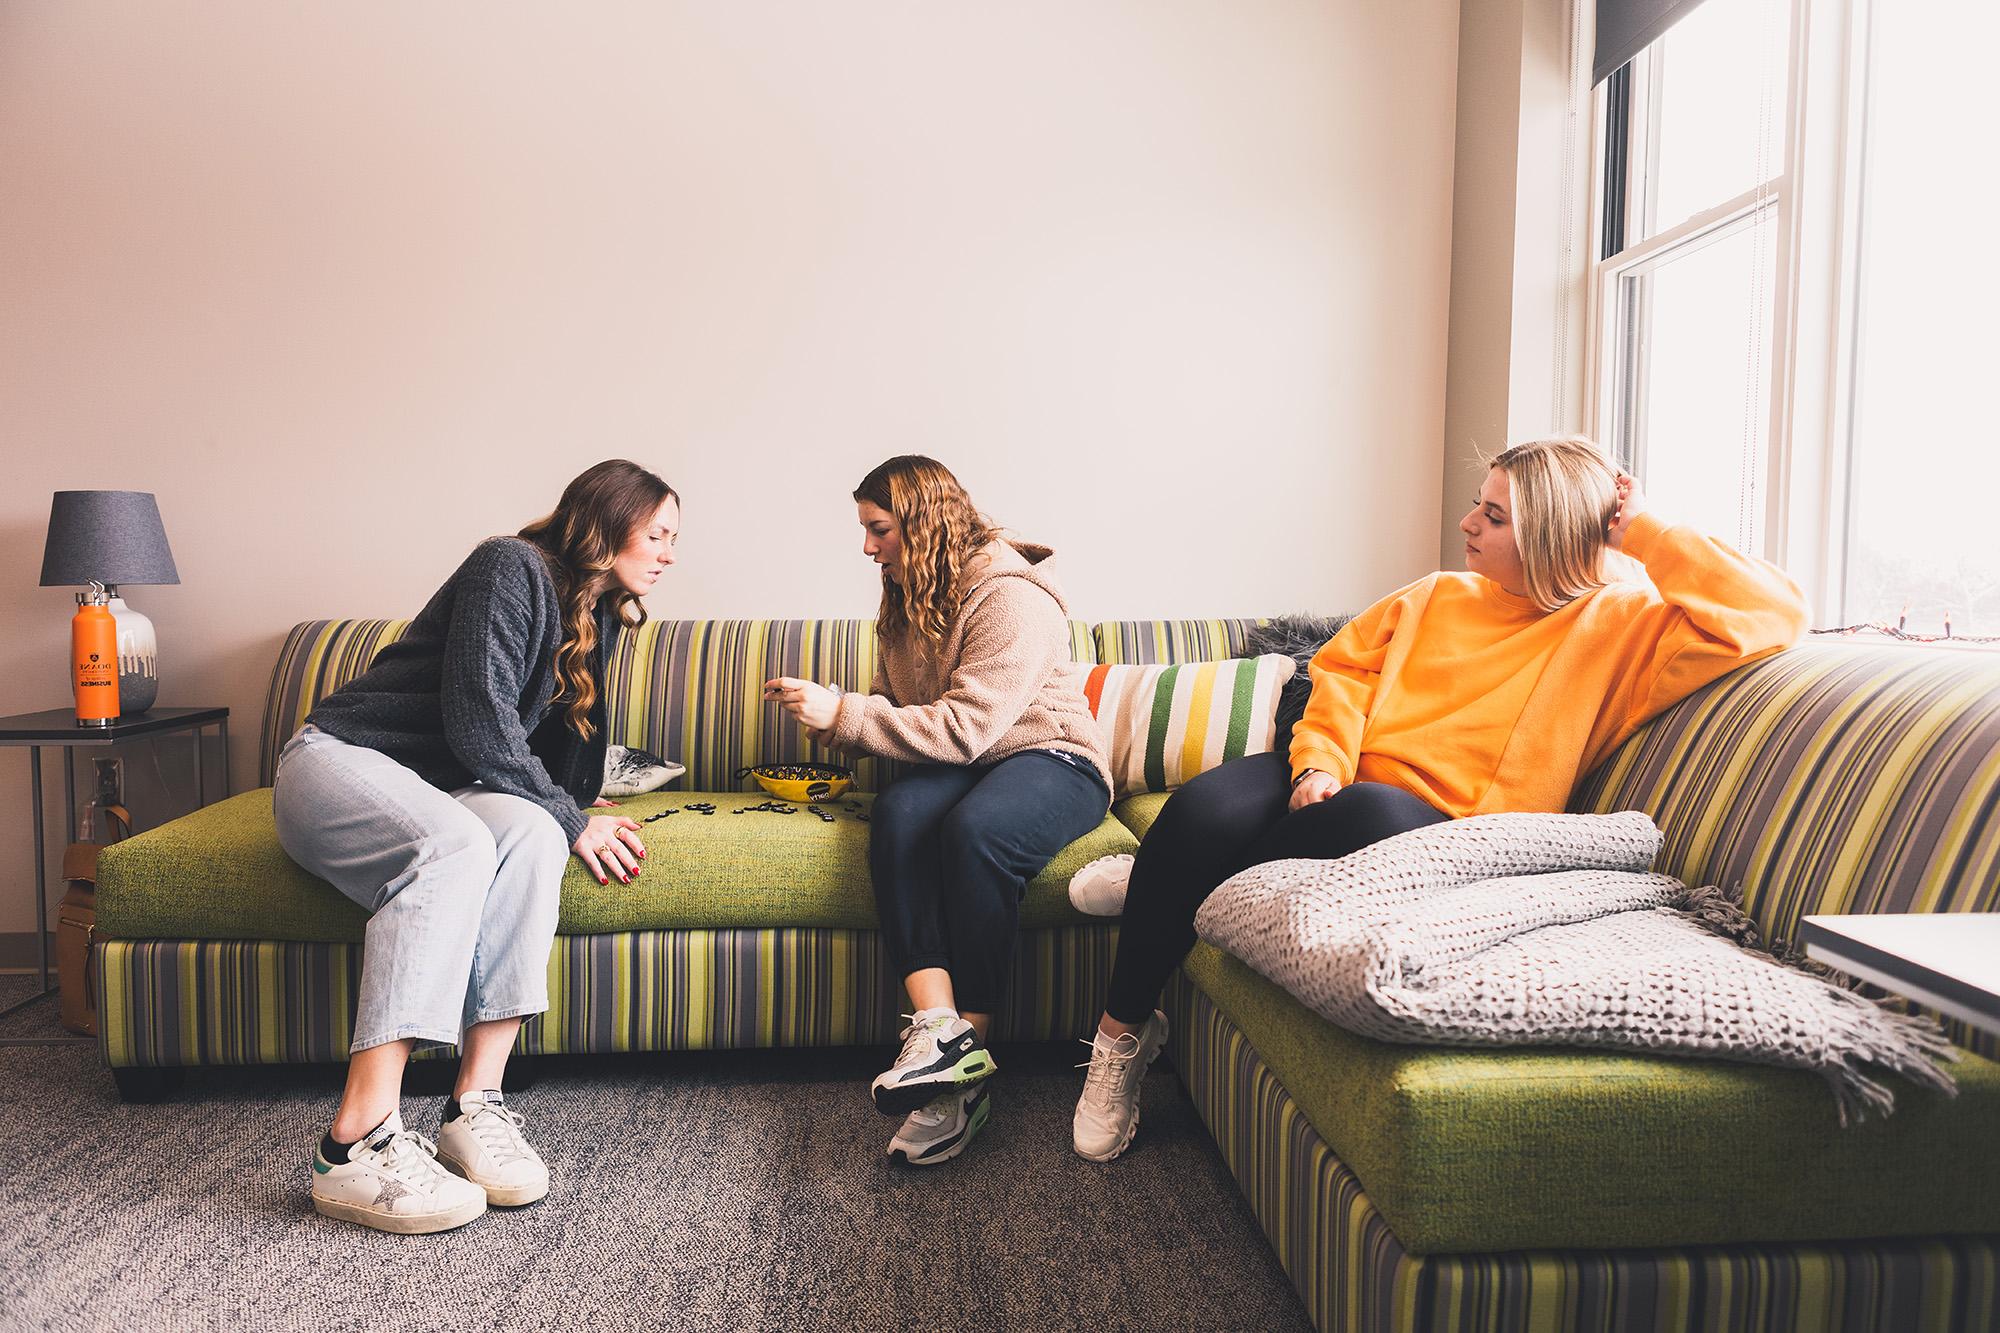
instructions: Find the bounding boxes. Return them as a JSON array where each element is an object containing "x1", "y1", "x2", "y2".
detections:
[{"x1": 39, "y1": 490, "x2": 181, "y2": 587}]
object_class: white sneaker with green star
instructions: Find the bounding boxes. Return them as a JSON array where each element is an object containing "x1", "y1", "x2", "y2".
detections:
[{"x1": 310, "y1": 1111, "x2": 487, "y2": 1234}]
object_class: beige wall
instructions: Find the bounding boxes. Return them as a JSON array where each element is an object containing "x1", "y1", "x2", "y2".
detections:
[
  {"x1": 0, "y1": 1, "x2": 1461, "y2": 941},
  {"x1": 1439, "y1": 0, "x2": 1590, "y2": 563}
]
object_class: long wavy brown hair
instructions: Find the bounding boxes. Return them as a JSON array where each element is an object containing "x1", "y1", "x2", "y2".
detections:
[
  {"x1": 853, "y1": 455, "x2": 1000, "y2": 643},
  {"x1": 518, "y1": 460, "x2": 678, "y2": 739}
]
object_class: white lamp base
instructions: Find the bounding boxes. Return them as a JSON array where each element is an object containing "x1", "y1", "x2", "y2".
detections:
[{"x1": 104, "y1": 590, "x2": 159, "y2": 714}]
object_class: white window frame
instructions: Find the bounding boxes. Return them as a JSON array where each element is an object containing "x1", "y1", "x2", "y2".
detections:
[{"x1": 1583, "y1": 0, "x2": 1868, "y2": 619}]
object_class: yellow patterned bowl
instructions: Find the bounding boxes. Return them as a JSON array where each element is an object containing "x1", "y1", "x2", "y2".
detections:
[{"x1": 735, "y1": 763, "x2": 854, "y2": 803}]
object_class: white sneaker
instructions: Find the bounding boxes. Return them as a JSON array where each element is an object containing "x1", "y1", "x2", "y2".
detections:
[
  {"x1": 886, "y1": 1084, "x2": 993, "y2": 1166},
  {"x1": 435, "y1": 1090, "x2": 550, "y2": 1206},
  {"x1": 870, "y1": 1008, "x2": 998, "y2": 1116},
  {"x1": 1071, "y1": 1010, "x2": 1169, "y2": 1162},
  {"x1": 1068, "y1": 853, "x2": 1135, "y2": 916},
  {"x1": 310, "y1": 1111, "x2": 488, "y2": 1234}
]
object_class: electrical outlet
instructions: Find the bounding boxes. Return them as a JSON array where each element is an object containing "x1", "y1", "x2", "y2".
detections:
[{"x1": 93, "y1": 757, "x2": 124, "y2": 807}]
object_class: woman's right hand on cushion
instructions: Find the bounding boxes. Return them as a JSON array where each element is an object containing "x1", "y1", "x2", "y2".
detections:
[
  {"x1": 1289, "y1": 770, "x2": 1342, "y2": 812},
  {"x1": 574, "y1": 813, "x2": 645, "y2": 886}
]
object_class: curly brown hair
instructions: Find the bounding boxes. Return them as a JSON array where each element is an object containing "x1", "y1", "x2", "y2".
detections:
[
  {"x1": 518, "y1": 460, "x2": 678, "y2": 738},
  {"x1": 853, "y1": 455, "x2": 1000, "y2": 644}
]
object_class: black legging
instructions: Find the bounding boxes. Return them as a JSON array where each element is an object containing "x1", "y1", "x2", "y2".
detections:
[{"x1": 1103, "y1": 750, "x2": 1449, "y2": 1024}]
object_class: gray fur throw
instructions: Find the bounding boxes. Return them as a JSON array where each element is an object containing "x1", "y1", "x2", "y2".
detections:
[
  {"x1": 1242, "y1": 613, "x2": 1352, "y2": 746},
  {"x1": 1193, "y1": 810, "x2": 1958, "y2": 1124},
  {"x1": 601, "y1": 745, "x2": 685, "y2": 798}
]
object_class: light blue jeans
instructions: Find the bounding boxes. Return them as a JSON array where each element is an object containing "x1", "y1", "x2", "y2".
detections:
[{"x1": 271, "y1": 726, "x2": 567, "y2": 1053}]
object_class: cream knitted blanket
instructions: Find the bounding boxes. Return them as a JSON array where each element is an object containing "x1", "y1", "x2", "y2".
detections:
[{"x1": 1192, "y1": 810, "x2": 1958, "y2": 1124}]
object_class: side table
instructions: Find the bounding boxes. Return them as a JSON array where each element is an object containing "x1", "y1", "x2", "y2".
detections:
[
  {"x1": 1801, "y1": 912, "x2": 2000, "y2": 1041},
  {"x1": 0, "y1": 706, "x2": 230, "y2": 1023}
]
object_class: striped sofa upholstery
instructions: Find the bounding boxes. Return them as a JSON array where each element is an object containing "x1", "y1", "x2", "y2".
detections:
[
  {"x1": 1095, "y1": 617, "x2": 1263, "y2": 665},
  {"x1": 98, "y1": 928, "x2": 1118, "y2": 1068},
  {"x1": 258, "y1": 618, "x2": 410, "y2": 784},
  {"x1": 259, "y1": 615, "x2": 1098, "y2": 791}
]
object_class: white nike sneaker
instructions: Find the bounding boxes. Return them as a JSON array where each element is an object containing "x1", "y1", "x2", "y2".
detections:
[
  {"x1": 1068, "y1": 853, "x2": 1135, "y2": 916},
  {"x1": 870, "y1": 1008, "x2": 998, "y2": 1116},
  {"x1": 1071, "y1": 1010, "x2": 1170, "y2": 1162},
  {"x1": 435, "y1": 1090, "x2": 550, "y2": 1206},
  {"x1": 886, "y1": 1084, "x2": 993, "y2": 1166},
  {"x1": 310, "y1": 1111, "x2": 488, "y2": 1234}
]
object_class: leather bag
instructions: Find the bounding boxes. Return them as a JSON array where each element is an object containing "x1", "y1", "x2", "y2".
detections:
[{"x1": 56, "y1": 801, "x2": 130, "y2": 1037}]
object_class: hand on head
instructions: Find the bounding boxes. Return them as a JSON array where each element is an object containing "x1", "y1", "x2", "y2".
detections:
[{"x1": 1606, "y1": 471, "x2": 1647, "y2": 550}]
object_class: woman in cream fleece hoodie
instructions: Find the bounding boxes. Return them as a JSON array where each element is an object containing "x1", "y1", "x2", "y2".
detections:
[{"x1": 768, "y1": 455, "x2": 1111, "y2": 1166}]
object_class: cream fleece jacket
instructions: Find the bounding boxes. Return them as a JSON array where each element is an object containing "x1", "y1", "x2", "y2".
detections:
[{"x1": 830, "y1": 539, "x2": 1112, "y2": 797}]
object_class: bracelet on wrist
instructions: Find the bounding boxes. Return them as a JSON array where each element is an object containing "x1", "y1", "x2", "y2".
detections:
[{"x1": 1291, "y1": 768, "x2": 1324, "y2": 790}]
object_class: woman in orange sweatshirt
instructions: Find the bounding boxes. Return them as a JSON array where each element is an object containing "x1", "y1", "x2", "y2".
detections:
[{"x1": 1070, "y1": 435, "x2": 1810, "y2": 1162}]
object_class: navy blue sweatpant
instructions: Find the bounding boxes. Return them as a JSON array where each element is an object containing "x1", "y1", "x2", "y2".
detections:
[{"x1": 869, "y1": 751, "x2": 1108, "y2": 1014}]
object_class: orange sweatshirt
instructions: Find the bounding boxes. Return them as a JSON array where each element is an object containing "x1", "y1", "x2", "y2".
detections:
[{"x1": 1289, "y1": 511, "x2": 1809, "y2": 816}]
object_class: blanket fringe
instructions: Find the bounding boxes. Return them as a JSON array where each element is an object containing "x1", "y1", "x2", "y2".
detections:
[
  {"x1": 1673, "y1": 882, "x2": 1763, "y2": 948},
  {"x1": 1663, "y1": 883, "x2": 1959, "y2": 1125},
  {"x1": 1820, "y1": 984, "x2": 1962, "y2": 1125},
  {"x1": 1678, "y1": 882, "x2": 1843, "y2": 979}
]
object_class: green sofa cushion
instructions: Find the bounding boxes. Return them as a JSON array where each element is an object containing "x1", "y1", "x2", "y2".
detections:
[
  {"x1": 1181, "y1": 940, "x2": 2000, "y2": 1255},
  {"x1": 1111, "y1": 792, "x2": 1171, "y2": 841},
  {"x1": 96, "y1": 789, "x2": 1136, "y2": 942}
]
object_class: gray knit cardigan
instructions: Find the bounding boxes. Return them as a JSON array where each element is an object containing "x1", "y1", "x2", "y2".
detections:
[{"x1": 305, "y1": 536, "x2": 618, "y2": 844}]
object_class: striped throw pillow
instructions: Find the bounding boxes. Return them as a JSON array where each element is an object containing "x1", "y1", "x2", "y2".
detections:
[{"x1": 1082, "y1": 655, "x2": 1297, "y2": 799}]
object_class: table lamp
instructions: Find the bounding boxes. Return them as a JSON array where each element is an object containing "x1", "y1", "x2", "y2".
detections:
[{"x1": 40, "y1": 491, "x2": 181, "y2": 715}]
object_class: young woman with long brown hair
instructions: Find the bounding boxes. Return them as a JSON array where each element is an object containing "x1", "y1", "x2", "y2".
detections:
[
  {"x1": 767, "y1": 455, "x2": 1111, "y2": 1166},
  {"x1": 1069, "y1": 436, "x2": 1810, "y2": 1162},
  {"x1": 273, "y1": 459, "x2": 679, "y2": 1232}
]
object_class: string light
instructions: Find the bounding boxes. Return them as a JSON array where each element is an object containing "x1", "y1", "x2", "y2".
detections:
[{"x1": 1811, "y1": 615, "x2": 2000, "y2": 646}]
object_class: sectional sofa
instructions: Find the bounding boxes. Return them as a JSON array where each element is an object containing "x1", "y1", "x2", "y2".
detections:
[{"x1": 91, "y1": 616, "x2": 1999, "y2": 1332}]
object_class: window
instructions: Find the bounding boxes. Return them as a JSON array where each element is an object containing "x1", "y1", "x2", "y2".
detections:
[
  {"x1": 1590, "y1": 0, "x2": 1999, "y2": 639},
  {"x1": 1594, "y1": 0, "x2": 1791, "y2": 555},
  {"x1": 1839, "y1": 3, "x2": 2000, "y2": 638}
]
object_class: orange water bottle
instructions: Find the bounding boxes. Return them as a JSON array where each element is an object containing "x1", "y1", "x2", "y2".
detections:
[{"x1": 72, "y1": 581, "x2": 120, "y2": 727}]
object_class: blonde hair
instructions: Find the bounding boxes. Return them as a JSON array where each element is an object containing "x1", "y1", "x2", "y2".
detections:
[
  {"x1": 1486, "y1": 436, "x2": 1619, "y2": 612},
  {"x1": 518, "y1": 460, "x2": 677, "y2": 739},
  {"x1": 853, "y1": 455, "x2": 1001, "y2": 643}
]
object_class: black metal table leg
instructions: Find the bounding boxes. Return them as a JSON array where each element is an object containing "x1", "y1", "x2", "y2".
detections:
[{"x1": 0, "y1": 745, "x2": 58, "y2": 1021}]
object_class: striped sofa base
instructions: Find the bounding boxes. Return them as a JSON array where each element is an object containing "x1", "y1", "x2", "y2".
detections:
[
  {"x1": 94, "y1": 925, "x2": 1117, "y2": 1068},
  {"x1": 1163, "y1": 972, "x2": 2000, "y2": 1333}
]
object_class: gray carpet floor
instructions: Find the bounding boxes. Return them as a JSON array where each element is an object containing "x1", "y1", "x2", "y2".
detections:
[{"x1": 0, "y1": 977, "x2": 1309, "y2": 1332}]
